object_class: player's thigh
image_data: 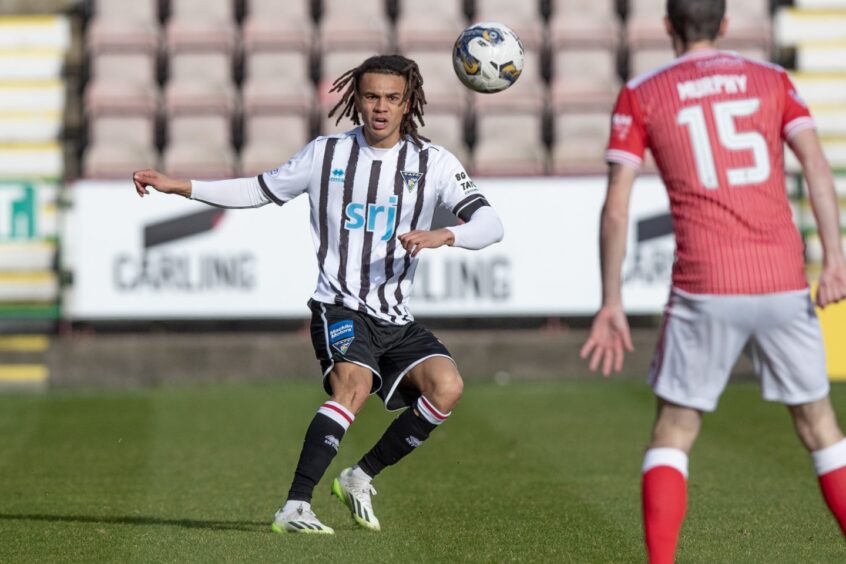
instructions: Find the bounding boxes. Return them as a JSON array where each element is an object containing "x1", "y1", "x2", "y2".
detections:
[
  {"x1": 750, "y1": 290, "x2": 829, "y2": 406},
  {"x1": 376, "y1": 322, "x2": 455, "y2": 411},
  {"x1": 309, "y1": 300, "x2": 381, "y2": 396},
  {"x1": 649, "y1": 290, "x2": 751, "y2": 412}
]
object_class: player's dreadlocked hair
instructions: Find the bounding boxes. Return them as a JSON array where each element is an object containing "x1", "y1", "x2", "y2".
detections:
[{"x1": 328, "y1": 54, "x2": 428, "y2": 148}]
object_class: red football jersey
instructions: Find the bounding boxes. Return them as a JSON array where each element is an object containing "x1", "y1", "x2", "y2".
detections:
[{"x1": 607, "y1": 49, "x2": 814, "y2": 295}]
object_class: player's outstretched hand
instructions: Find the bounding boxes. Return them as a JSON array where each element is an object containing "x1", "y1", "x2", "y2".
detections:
[
  {"x1": 580, "y1": 305, "x2": 634, "y2": 377},
  {"x1": 132, "y1": 169, "x2": 192, "y2": 198},
  {"x1": 398, "y1": 229, "x2": 455, "y2": 257},
  {"x1": 816, "y1": 259, "x2": 846, "y2": 309}
]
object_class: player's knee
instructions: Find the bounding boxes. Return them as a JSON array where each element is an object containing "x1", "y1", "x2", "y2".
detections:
[
  {"x1": 434, "y1": 371, "x2": 463, "y2": 411},
  {"x1": 792, "y1": 402, "x2": 843, "y2": 452},
  {"x1": 329, "y1": 365, "x2": 373, "y2": 414}
]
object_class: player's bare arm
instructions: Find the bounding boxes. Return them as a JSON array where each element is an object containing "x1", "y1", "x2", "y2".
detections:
[
  {"x1": 133, "y1": 169, "x2": 192, "y2": 198},
  {"x1": 789, "y1": 129, "x2": 846, "y2": 308},
  {"x1": 581, "y1": 163, "x2": 636, "y2": 376}
]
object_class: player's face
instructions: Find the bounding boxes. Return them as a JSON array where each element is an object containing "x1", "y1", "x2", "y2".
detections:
[{"x1": 356, "y1": 72, "x2": 410, "y2": 148}]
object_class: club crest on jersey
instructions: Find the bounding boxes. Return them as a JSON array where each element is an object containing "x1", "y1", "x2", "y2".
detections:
[
  {"x1": 328, "y1": 320, "x2": 355, "y2": 354},
  {"x1": 401, "y1": 171, "x2": 424, "y2": 192}
]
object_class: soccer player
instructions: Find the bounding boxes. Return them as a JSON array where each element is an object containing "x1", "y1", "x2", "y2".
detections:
[
  {"x1": 132, "y1": 55, "x2": 503, "y2": 534},
  {"x1": 580, "y1": 0, "x2": 846, "y2": 561}
]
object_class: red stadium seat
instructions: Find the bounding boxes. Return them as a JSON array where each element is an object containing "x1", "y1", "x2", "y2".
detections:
[
  {"x1": 241, "y1": 114, "x2": 312, "y2": 176},
  {"x1": 474, "y1": 0, "x2": 545, "y2": 50},
  {"x1": 551, "y1": 111, "x2": 609, "y2": 175},
  {"x1": 89, "y1": 115, "x2": 156, "y2": 147},
  {"x1": 163, "y1": 143, "x2": 238, "y2": 179},
  {"x1": 395, "y1": 0, "x2": 467, "y2": 52},
  {"x1": 319, "y1": 0, "x2": 391, "y2": 52},
  {"x1": 84, "y1": 79, "x2": 159, "y2": 118},
  {"x1": 419, "y1": 112, "x2": 470, "y2": 166},
  {"x1": 242, "y1": 52, "x2": 314, "y2": 116},
  {"x1": 83, "y1": 142, "x2": 159, "y2": 179},
  {"x1": 551, "y1": 48, "x2": 619, "y2": 112},
  {"x1": 242, "y1": 0, "x2": 314, "y2": 53},
  {"x1": 473, "y1": 112, "x2": 547, "y2": 176},
  {"x1": 90, "y1": 52, "x2": 157, "y2": 83},
  {"x1": 168, "y1": 115, "x2": 232, "y2": 145},
  {"x1": 86, "y1": 17, "x2": 160, "y2": 56},
  {"x1": 548, "y1": 0, "x2": 620, "y2": 51},
  {"x1": 90, "y1": 0, "x2": 158, "y2": 22}
]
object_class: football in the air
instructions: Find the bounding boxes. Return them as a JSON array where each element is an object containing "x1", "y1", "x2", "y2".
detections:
[{"x1": 452, "y1": 22, "x2": 524, "y2": 93}]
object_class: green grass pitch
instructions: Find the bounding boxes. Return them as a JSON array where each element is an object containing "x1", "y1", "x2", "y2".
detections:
[{"x1": 0, "y1": 380, "x2": 843, "y2": 562}]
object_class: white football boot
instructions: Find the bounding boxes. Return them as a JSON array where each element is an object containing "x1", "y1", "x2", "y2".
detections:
[
  {"x1": 331, "y1": 467, "x2": 381, "y2": 531},
  {"x1": 271, "y1": 502, "x2": 334, "y2": 535}
]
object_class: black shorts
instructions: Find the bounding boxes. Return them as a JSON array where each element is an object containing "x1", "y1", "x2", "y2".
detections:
[{"x1": 309, "y1": 299, "x2": 453, "y2": 411}]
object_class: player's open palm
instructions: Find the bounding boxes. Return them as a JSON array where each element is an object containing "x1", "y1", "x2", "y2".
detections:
[
  {"x1": 132, "y1": 169, "x2": 191, "y2": 198},
  {"x1": 816, "y1": 261, "x2": 846, "y2": 308},
  {"x1": 580, "y1": 305, "x2": 634, "y2": 377}
]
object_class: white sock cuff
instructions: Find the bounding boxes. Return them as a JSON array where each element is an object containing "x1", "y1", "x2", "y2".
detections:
[
  {"x1": 642, "y1": 447, "x2": 689, "y2": 478},
  {"x1": 317, "y1": 401, "x2": 354, "y2": 431},
  {"x1": 812, "y1": 438, "x2": 846, "y2": 476},
  {"x1": 416, "y1": 396, "x2": 450, "y2": 426}
]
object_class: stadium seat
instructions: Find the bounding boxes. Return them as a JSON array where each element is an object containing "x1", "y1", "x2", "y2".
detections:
[
  {"x1": 89, "y1": 114, "x2": 156, "y2": 147},
  {"x1": 86, "y1": 16, "x2": 160, "y2": 56},
  {"x1": 164, "y1": 80, "x2": 238, "y2": 118},
  {"x1": 241, "y1": 114, "x2": 312, "y2": 176},
  {"x1": 548, "y1": 0, "x2": 620, "y2": 51},
  {"x1": 83, "y1": 142, "x2": 158, "y2": 179},
  {"x1": 84, "y1": 79, "x2": 159, "y2": 118},
  {"x1": 242, "y1": 0, "x2": 314, "y2": 53},
  {"x1": 775, "y1": 6, "x2": 846, "y2": 45},
  {"x1": 90, "y1": 52, "x2": 157, "y2": 83},
  {"x1": 420, "y1": 112, "x2": 470, "y2": 166},
  {"x1": 473, "y1": 112, "x2": 546, "y2": 176},
  {"x1": 168, "y1": 115, "x2": 232, "y2": 145},
  {"x1": 395, "y1": 0, "x2": 467, "y2": 51},
  {"x1": 166, "y1": 0, "x2": 238, "y2": 56},
  {"x1": 163, "y1": 142, "x2": 238, "y2": 179},
  {"x1": 404, "y1": 49, "x2": 468, "y2": 114},
  {"x1": 242, "y1": 52, "x2": 314, "y2": 116},
  {"x1": 471, "y1": 50, "x2": 546, "y2": 113},
  {"x1": 551, "y1": 111, "x2": 609, "y2": 175},
  {"x1": 551, "y1": 48, "x2": 619, "y2": 112},
  {"x1": 628, "y1": 0, "x2": 771, "y2": 50},
  {"x1": 90, "y1": 0, "x2": 158, "y2": 22},
  {"x1": 473, "y1": 0, "x2": 545, "y2": 50},
  {"x1": 165, "y1": 52, "x2": 237, "y2": 118},
  {"x1": 319, "y1": 0, "x2": 392, "y2": 52}
]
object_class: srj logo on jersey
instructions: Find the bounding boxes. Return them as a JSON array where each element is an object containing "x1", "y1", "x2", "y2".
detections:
[
  {"x1": 328, "y1": 320, "x2": 355, "y2": 354},
  {"x1": 401, "y1": 171, "x2": 423, "y2": 192},
  {"x1": 344, "y1": 196, "x2": 398, "y2": 241}
]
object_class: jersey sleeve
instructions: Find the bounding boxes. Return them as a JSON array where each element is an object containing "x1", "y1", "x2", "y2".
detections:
[
  {"x1": 435, "y1": 150, "x2": 491, "y2": 222},
  {"x1": 257, "y1": 140, "x2": 316, "y2": 205},
  {"x1": 606, "y1": 85, "x2": 648, "y2": 168},
  {"x1": 780, "y1": 71, "x2": 815, "y2": 140}
]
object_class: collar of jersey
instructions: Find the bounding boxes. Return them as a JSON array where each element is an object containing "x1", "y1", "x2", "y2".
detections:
[
  {"x1": 354, "y1": 127, "x2": 411, "y2": 158},
  {"x1": 678, "y1": 48, "x2": 721, "y2": 62}
]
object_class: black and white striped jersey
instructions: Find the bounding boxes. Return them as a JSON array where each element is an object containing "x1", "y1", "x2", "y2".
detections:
[{"x1": 259, "y1": 127, "x2": 492, "y2": 325}]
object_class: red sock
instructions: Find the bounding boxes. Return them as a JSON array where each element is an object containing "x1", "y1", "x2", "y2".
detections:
[
  {"x1": 642, "y1": 457, "x2": 688, "y2": 564},
  {"x1": 819, "y1": 466, "x2": 846, "y2": 535}
]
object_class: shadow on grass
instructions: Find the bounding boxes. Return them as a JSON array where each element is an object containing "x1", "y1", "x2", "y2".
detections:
[{"x1": 0, "y1": 513, "x2": 267, "y2": 532}]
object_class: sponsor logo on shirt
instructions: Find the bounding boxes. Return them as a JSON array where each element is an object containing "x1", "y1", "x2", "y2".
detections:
[
  {"x1": 344, "y1": 196, "x2": 398, "y2": 241},
  {"x1": 330, "y1": 168, "x2": 346, "y2": 183},
  {"x1": 454, "y1": 171, "x2": 477, "y2": 193}
]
